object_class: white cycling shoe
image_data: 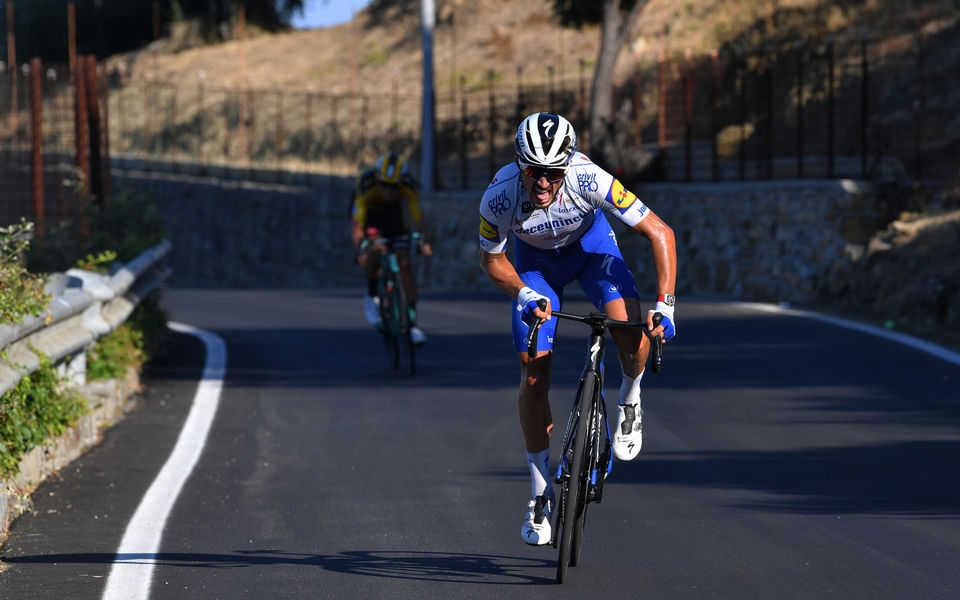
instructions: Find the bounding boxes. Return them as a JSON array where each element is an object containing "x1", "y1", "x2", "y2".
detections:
[
  {"x1": 612, "y1": 403, "x2": 643, "y2": 461},
  {"x1": 410, "y1": 326, "x2": 427, "y2": 347},
  {"x1": 364, "y1": 296, "x2": 380, "y2": 326},
  {"x1": 521, "y1": 495, "x2": 553, "y2": 546}
]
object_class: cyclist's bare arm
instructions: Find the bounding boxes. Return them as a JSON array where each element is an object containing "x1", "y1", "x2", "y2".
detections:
[
  {"x1": 630, "y1": 209, "x2": 677, "y2": 332},
  {"x1": 478, "y1": 249, "x2": 551, "y2": 321}
]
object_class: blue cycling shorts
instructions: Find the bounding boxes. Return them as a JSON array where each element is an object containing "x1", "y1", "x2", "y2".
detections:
[{"x1": 511, "y1": 212, "x2": 640, "y2": 353}]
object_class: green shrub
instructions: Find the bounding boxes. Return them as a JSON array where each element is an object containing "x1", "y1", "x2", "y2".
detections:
[
  {"x1": 28, "y1": 186, "x2": 166, "y2": 274},
  {"x1": 87, "y1": 323, "x2": 144, "y2": 381},
  {"x1": 86, "y1": 296, "x2": 169, "y2": 381},
  {"x1": 0, "y1": 220, "x2": 48, "y2": 326},
  {"x1": 0, "y1": 351, "x2": 88, "y2": 478}
]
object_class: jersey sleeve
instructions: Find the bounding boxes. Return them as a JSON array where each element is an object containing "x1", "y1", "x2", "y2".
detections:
[
  {"x1": 578, "y1": 164, "x2": 649, "y2": 228},
  {"x1": 402, "y1": 187, "x2": 424, "y2": 225},
  {"x1": 478, "y1": 187, "x2": 509, "y2": 254},
  {"x1": 351, "y1": 191, "x2": 369, "y2": 226}
]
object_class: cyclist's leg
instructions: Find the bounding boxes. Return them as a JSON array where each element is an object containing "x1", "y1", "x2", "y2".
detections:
[
  {"x1": 362, "y1": 225, "x2": 385, "y2": 292},
  {"x1": 576, "y1": 215, "x2": 649, "y2": 376},
  {"x1": 578, "y1": 218, "x2": 649, "y2": 459},
  {"x1": 512, "y1": 269, "x2": 561, "y2": 454}
]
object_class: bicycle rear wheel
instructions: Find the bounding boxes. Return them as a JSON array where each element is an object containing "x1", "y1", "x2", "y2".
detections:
[{"x1": 556, "y1": 373, "x2": 596, "y2": 583}]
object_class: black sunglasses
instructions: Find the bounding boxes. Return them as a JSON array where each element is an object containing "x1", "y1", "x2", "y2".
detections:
[{"x1": 518, "y1": 162, "x2": 567, "y2": 183}]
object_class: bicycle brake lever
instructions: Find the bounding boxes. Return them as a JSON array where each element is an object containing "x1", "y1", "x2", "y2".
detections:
[
  {"x1": 651, "y1": 312, "x2": 663, "y2": 374},
  {"x1": 525, "y1": 298, "x2": 549, "y2": 359}
]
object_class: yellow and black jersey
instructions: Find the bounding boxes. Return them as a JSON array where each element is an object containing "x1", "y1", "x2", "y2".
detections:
[{"x1": 351, "y1": 170, "x2": 423, "y2": 237}]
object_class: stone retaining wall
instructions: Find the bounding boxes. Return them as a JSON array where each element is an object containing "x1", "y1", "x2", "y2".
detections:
[{"x1": 116, "y1": 170, "x2": 886, "y2": 306}]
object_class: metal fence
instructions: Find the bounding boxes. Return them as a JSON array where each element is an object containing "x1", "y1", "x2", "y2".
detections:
[{"x1": 0, "y1": 32, "x2": 942, "y2": 226}]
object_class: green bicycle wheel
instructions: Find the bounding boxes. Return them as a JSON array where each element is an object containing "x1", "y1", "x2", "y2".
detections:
[
  {"x1": 395, "y1": 282, "x2": 416, "y2": 375},
  {"x1": 378, "y1": 276, "x2": 400, "y2": 370}
]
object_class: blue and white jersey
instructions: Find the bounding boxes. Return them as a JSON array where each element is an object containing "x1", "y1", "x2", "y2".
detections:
[{"x1": 478, "y1": 152, "x2": 650, "y2": 253}]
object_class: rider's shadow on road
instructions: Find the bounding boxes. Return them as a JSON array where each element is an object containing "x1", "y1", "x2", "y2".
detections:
[{"x1": 3, "y1": 549, "x2": 555, "y2": 585}]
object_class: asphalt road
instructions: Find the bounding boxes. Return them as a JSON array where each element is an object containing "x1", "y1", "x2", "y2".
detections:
[{"x1": 2, "y1": 289, "x2": 959, "y2": 599}]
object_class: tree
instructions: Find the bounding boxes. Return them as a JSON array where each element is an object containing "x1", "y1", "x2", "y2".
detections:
[{"x1": 552, "y1": 0, "x2": 650, "y2": 171}]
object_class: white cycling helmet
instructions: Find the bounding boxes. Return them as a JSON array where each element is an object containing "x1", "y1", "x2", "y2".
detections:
[{"x1": 515, "y1": 112, "x2": 577, "y2": 168}]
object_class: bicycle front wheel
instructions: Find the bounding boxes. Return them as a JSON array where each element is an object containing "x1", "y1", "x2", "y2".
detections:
[
  {"x1": 571, "y1": 393, "x2": 600, "y2": 566},
  {"x1": 378, "y1": 277, "x2": 400, "y2": 370},
  {"x1": 395, "y1": 283, "x2": 416, "y2": 375},
  {"x1": 556, "y1": 373, "x2": 597, "y2": 583}
]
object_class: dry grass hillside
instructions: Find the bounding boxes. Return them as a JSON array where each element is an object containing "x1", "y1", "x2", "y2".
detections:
[
  {"x1": 108, "y1": 0, "x2": 960, "y2": 182},
  {"x1": 105, "y1": 0, "x2": 960, "y2": 350}
]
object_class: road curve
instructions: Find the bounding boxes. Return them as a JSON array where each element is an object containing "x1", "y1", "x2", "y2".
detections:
[{"x1": 1, "y1": 289, "x2": 958, "y2": 599}]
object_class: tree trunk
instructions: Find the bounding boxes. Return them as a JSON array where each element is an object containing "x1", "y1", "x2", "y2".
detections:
[{"x1": 588, "y1": 0, "x2": 648, "y2": 170}]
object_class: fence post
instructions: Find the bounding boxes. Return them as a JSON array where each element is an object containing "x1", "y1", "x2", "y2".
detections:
[
  {"x1": 488, "y1": 70, "x2": 496, "y2": 180},
  {"x1": 682, "y1": 59, "x2": 691, "y2": 182},
  {"x1": 460, "y1": 75, "x2": 468, "y2": 189},
  {"x1": 796, "y1": 41, "x2": 804, "y2": 178},
  {"x1": 827, "y1": 37, "x2": 835, "y2": 178},
  {"x1": 305, "y1": 90, "x2": 313, "y2": 177},
  {"x1": 391, "y1": 79, "x2": 399, "y2": 145},
  {"x1": 633, "y1": 60, "x2": 643, "y2": 147},
  {"x1": 275, "y1": 90, "x2": 284, "y2": 166},
  {"x1": 766, "y1": 53, "x2": 775, "y2": 179},
  {"x1": 197, "y1": 71, "x2": 205, "y2": 167},
  {"x1": 738, "y1": 52, "x2": 746, "y2": 181},
  {"x1": 657, "y1": 51, "x2": 666, "y2": 153},
  {"x1": 913, "y1": 31, "x2": 924, "y2": 182},
  {"x1": 578, "y1": 59, "x2": 587, "y2": 150},
  {"x1": 74, "y1": 54, "x2": 90, "y2": 196},
  {"x1": 860, "y1": 35, "x2": 868, "y2": 179},
  {"x1": 710, "y1": 49, "x2": 719, "y2": 181},
  {"x1": 515, "y1": 66, "x2": 525, "y2": 132},
  {"x1": 99, "y1": 62, "x2": 111, "y2": 201},
  {"x1": 85, "y1": 56, "x2": 104, "y2": 205},
  {"x1": 30, "y1": 57, "x2": 44, "y2": 230},
  {"x1": 548, "y1": 65, "x2": 555, "y2": 112},
  {"x1": 6, "y1": 0, "x2": 18, "y2": 147}
]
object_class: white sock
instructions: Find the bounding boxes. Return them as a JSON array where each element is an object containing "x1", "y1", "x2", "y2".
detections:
[
  {"x1": 526, "y1": 449, "x2": 552, "y2": 499},
  {"x1": 619, "y1": 371, "x2": 644, "y2": 407}
]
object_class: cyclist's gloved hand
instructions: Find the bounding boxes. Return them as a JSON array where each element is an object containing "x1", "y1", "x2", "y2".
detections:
[
  {"x1": 517, "y1": 286, "x2": 550, "y2": 325},
  {"x1": 649, "y1": 301, "x2": 676, "y2": 342}
]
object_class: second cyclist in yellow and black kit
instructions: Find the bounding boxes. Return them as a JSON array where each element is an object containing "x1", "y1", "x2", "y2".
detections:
[{"x1": 351, "y1": 153, "x2": 433, "y2": 345}]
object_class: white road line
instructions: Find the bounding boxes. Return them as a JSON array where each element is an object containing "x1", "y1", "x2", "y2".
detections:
[
  {"x1": 101, "y1": 322, "x2": 226, "y2": 600},
  {"x1": 737, "y1": 301, "x2": 960, "y2": 367}
]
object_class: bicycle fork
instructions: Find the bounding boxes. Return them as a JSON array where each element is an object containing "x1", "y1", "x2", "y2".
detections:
[{"x1": 555, "y1": 331, "x2": 614, "y2": 503}]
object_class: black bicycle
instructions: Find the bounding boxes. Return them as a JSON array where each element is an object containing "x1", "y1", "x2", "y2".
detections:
[
  {"x1": 526, "y1": 300, "x2": 663, "y2": 583},
  {"x1": 371, "y1": 233, "x2": 421, "y2": 375}
]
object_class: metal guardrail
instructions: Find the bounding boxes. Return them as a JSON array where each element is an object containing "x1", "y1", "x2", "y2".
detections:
[{"x1": 0, "y1": 240, "x2": 172, "y2": 397}]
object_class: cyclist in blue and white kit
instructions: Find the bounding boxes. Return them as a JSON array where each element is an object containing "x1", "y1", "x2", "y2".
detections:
[{"x1": 478, "y1": 113, "x2": 677, "y2": 546}]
